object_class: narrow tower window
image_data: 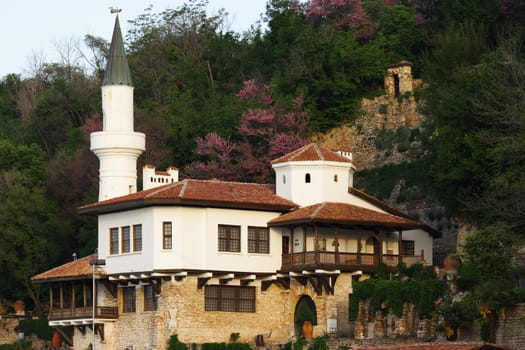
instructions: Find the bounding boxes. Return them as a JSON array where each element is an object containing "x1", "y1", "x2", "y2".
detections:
[
  {"x1": 305, "y1": 173, "x2": 311, "y2": 183},
  {"x1": 334, "y1": 174, "x2": 338, "y2": 182},
  {"x1": 283, "y1": 175, "x2": 286, "y2": 184}
]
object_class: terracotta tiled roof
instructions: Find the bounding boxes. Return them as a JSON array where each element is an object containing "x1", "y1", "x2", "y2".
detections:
[
  {"x1": 79, "y1": 179, "x2": 297, "y2": 215},
  {"x1": 268, "y1": 202, "x2": 425, "y2": 229},
  {"x1": 350, "y1": 188, "x2": 441, "y2": 237},
  {"x1": 272, "y1": 144, "x2": 352, "y2": 164},
  {"x1": 354, "y1": 343, "x2": 512, "y2": 350},
  {"x1": 32, "y1": 254, "x2": 100, "y2": 283}
]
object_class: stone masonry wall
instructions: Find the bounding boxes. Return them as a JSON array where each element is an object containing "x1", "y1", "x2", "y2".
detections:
[
  {"x1": 74, "y1": 273, "x2": 360, "y2": 350},
  {"x1": 496, "y1": 303, "x2": 525, "y2": 350},
  {"x1": 0, "y1": 317, "x2": 20, "y2": 344},
  {"x1": 313, "y1": 61, "x2": 425, "y2": 170}
]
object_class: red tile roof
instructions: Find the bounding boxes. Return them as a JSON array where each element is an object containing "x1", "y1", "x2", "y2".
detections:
[
  {"x1": 350, "y1": 188, "x2": 441, "y2": 237},
  {"x1": 354, "y1": 343, "x2": 512, "y2": 350},
  {"x1": 268, "y1": 202, "x2": 426, "y2": 229},
  {"x1": 272, "y1": 144, "x2": 352, "y2": 164},
  {"x1": 32, "y1": 254, "x2": 101, "y2": 283},
  {"x1": 79, "y1": 179, "x2": 297, "y2": 215}
]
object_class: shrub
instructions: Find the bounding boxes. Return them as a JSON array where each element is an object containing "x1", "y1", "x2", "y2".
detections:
[
  {"x1": 307, "y1": 336, "x2": 327, "y2": 350},
  {"x1": 379, "y1": 104, "x2": 388, "y2": 114},
  {"x1": 16, "y1": 318, "x2": 53, "y2": 341},
  {"x1": 167, "y1": 334, "x2": 187, "y2": 350}
]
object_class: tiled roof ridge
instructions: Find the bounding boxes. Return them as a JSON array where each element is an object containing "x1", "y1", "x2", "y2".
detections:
[
  {"x1": 144, "y1": 180, "x2": 182, "y2": 199},
  {"x1": 32, "y1": 254, "x2": 96, "y2": 282},
  {"x1": 313, "y1": 144, "x2": 324, "y2": 160},
  {"x1": 310, "y1": 202, "x2": 326, "y2": 219},
  {"x1": 179, "y1": 179, "x2": 189, "y2": 197}
]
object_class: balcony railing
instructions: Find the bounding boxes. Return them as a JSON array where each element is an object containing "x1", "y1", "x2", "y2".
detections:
[
  {"x1": 282, "y1": 251, "x2": 424, "y2": 271},
  {"x1": 49, "y1": 306, "x2": 118, "y2": 321}
]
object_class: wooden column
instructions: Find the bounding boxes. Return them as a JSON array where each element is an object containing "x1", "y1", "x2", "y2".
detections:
[
  {"x1": 302, "y1": 226, "x2": 307, "y2": 264},
  {"x1": 49, "y1": 287, "x2": 53, "y2": 312},
  {"x1": 378, "y1": 229, "x2": 384, "y2": 264},
  {"x1": 357, "y1": 230, "x2": 362, "y2": 265},
  {"x1": 314, "y1": 224, "x2": 319, "y2": 264},
  {"x1": 290, "y1": 227, "x2": 295, "y2": 254},
  {"x1": 398, "y1": 229, "x2": 403, "y2": 265},
  {"x1": 334, "y1": 226, "x2": 340, "y2": 264}
]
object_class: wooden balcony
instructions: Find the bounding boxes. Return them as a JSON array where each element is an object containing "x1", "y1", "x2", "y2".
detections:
[
  {"x1": 49, "y1": 306, "x2": 118, "y2": 321},
  {"x1": 281, "y1": 251, "x2": 424, "y2": 271}
]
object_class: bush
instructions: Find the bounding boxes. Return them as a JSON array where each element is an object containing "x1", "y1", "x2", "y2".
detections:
[
  {"x1": 0, "y1": 339, "x2": 33, "y2": 350},
  {"x1": 201, "y1": 343, "x2": 251, "y2": 350},
  {"x1": 307, "y1": 336, "x2": 327, "y2": 350},
  {"x1": 16, "y1": 318, "x2": 53, "y2": 341},
  {"x1": 167, "y1": 334, "x2": 187, "y2": 350}
]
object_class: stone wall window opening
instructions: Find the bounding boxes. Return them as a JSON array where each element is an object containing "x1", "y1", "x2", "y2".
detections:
[
  {"x1": 133, "y1": 224, "x2": 142, "y2": 252},
  {"x1": 283, "y1": 174, "x2": 286, "y2": 184},
  {"x1": 333, "y1": 174, "x2": 338, "y2": 182},
  {"x1": 110, "y1": 227, "x2": 119, "y2": 255},
  {"x1": 401, "y1": 240, "x2": 415, "y2": 256},
  {"x1": 143, "y1": 285, "x2": 158, "y2": 311},
  {"x1": 305, "y1": 173, "x2": 311, "y2": 183},
  {"x1": 218, "y1": 225, "x2": 241, "y2": 252},
  {"x1": 394, "y1": 73, "x2": 400, "y2": 97},
  {"x1": 248, "y1": 226, "x2": 269, "y2": 254},
  {"x1": 163, "y1": 221, "x2": 172, "y2": 250},
  {"x1": 122, "y1": 286, "x2": 136, "y2": 313},
  {"x1": 204, "y1": 285, "x2": 256, "y2": 312},
  {"x1": 122, "y1": 226, "x2": 131, "y2": 253}
]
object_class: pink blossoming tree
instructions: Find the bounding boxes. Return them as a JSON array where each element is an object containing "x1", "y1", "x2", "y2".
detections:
[{"x1": 185, "y1": 79, "x2": 309, "y2": 183}]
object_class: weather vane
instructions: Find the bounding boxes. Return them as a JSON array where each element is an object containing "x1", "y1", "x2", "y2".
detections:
[{"x1": 109, "y1": 7, "x2": 122, "y2": 14}]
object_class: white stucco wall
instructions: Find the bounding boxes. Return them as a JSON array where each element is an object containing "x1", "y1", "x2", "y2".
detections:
[{"x1": 98, "y1": 206, "x2": 284, "y2": 275}]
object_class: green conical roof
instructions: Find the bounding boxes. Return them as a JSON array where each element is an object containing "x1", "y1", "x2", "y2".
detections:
[{"x1": 103, "y1": 15, "x2": 133, "y2": 86}]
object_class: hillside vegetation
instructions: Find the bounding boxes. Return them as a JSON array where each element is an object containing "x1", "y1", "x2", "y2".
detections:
[{"x1": 0, "y1": 1, "x2": 524, "y2": 339}]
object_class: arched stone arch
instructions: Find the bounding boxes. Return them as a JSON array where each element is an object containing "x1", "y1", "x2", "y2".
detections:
[{"x1": 294, "y1": 295, "x2": 317, "y2": 335}]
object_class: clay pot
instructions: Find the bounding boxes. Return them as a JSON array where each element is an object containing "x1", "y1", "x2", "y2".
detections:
[
  {"x1": 302, "y1": 320, "x2": 313, "y2": 340},
  {"x1": 444, "y1": 255, "x2": 462, "y2": 275},
  {"x1": 13, "y1": 300, "x2": 25, "y2": 315},
  {"x1": 52, "y1": 331, "x2": 62, "y2": 348}
]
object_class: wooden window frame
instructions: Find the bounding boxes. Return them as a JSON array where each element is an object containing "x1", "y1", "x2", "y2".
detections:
[
  {"x1": 218, "y1": 225, "x2": 241, "y2": 252},
  {"x1": 133, "y1": 224, "x2": 142, "y2": 252},
  {"x1": 143, "y1": 285, "x2": 157, "y2": 311},
  {"x1": 122, "y1": 286, "x2": 136, "y2": 313},
  {"x1": 204, "y1": 285, "x2": 255, "y2": 313},
  {"x1": 163, "y1": 222, "x2": 172, "y2": 250},
  {"x1": 121, "y1": 226, "x2": 131, "y2": 253},
  {"x1": 110, "y1": 227, "x2": 119, "y2": 255},
  {"x1": 248, "y1": 226, "x2": 269, "y2": 254},
  {"x1": 401, "y1": 240, "x2": 415, "y2": 256}
]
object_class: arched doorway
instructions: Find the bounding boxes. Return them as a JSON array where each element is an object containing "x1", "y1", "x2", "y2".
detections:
[
  {"x1": 294, "y1": 295, "x2": 317, "y2": 336},
  {"x1": 365, "y1": 237, "x2": 380, "y2": 264}
]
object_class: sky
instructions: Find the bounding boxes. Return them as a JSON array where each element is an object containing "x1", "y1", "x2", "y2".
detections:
[{"x1": 0, "y1": 0, "x2": 268, "y2": 78}]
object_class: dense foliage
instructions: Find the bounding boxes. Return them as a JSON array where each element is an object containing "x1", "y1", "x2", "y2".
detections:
[{"x1": 349, "y1": 263, "x2": 443, "y2": 320}]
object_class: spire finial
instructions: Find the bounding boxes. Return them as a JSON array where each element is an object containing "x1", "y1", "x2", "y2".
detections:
[{"x1": 109, "y1": 7, "x2": 122, "y2": 14}]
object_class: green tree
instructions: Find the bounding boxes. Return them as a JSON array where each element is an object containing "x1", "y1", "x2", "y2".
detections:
[
  {"x1": 0, "y1": 141, "x2": 68, "y2": 313},
  {"x1": 460, "y1": 223, "x2": 521, "y2": 342}
]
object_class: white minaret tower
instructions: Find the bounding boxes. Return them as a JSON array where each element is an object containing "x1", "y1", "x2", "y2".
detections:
[{"x1": 90, "y1": 14, "x2": 145, "y2": 201}]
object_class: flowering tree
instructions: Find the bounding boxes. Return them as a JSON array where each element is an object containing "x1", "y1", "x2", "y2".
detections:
[
  {"x1": 185, "y1": 79, "x2": 309, "y2": 183},
  {"x1": 306, "y1": 0, "x2": 376, "y2": 38}
]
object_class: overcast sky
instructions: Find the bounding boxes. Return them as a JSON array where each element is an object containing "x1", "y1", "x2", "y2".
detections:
[{"x1": 0, "y1": 0, "x2": 268, "y2": 78}]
